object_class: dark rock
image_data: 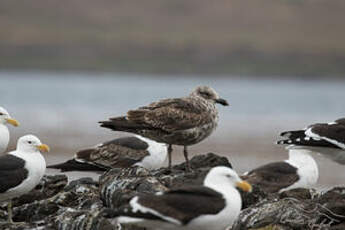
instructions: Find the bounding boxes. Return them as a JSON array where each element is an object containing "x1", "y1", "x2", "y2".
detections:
[
  {"x1": 240, "y1": 184, "x2": 270, "y2": 209},
  {"x1": 100, "y1": 153, "x2": 232, "y2": 209},
  {"x1": 279, "y1": 188, "x2": 314, "y2": 200},
  {"x1": 233, "y1": 187, "x2": 345, "y2": 230},
  {"x1": 0, "y1": 175, "x2": 68, "y2": 223},
  {"x1": 100, "y1": 167, "x2": 168, "y2": 208},
  {"x1": 13, "y1": 174, "x2": 68, "y2": 206},
  {"x1": 1, "y1": 153, "x2": 345, "y2": 230},
  {"x1": 13, "y1": 199, "x2": 59, "y2": 222},
  {"x1": 173, "y1": 152, "x2": 232, "y2": 170},
  {"x1": 316, "y1": 187, "x2": 345, "y2": 224},
  {"x1": 50, "y1": 207, "x2": 116, "y2": 230},
  {"x1": 233, "y1": 198, "x2": 318, "y2": 230},
  {"x1": 0, "y1": 222, "x2": 55, "y2": 230}
]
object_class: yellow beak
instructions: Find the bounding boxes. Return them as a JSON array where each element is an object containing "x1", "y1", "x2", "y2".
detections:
[
  {"x1": 5, "y1": 118, "x2": 20, "y2": 127},
  {"x1": 37, "y1": 144, "x2": 50, "y2": 153},
  {"x1": 236, "y1": 180, "x2": 252, "y2": 192}
]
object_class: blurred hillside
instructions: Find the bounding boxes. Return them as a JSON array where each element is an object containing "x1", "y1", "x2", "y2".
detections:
[{"x1": 1, "y1": 0, "x2": 345, "y2": 76}]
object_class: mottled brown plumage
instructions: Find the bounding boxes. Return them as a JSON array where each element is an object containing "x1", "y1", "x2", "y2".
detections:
[
  {"x1": 48, "y1": 136, "x2": 167, "y2": 172},
  {"x1": 100, "y1": 86, "x2": 229, "y2": 171},
  {"x1": 79, "y1": 138, "x2": 150, "y2": 168}
]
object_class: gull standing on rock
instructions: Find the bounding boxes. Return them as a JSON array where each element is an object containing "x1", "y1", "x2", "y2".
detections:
[
  {"x1": 100, "y1": 86, "x2": 229, "y2": 171},
  {"x1": 0, "y1": 107, "x2": 20, "y2": 153},
  {"x1": 103, "y1": 166, "x2": 252, "y2": 230},
  {"x1": 47, "y1": 135, "x2": 167, "y2": 172},
  {"x1": 0, "y1": 135, "x2": 49, "y2": 223}
]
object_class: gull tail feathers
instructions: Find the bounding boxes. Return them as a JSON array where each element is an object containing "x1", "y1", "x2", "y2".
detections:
[{"x1": 99, "y1": 116, "x2": 152, "y2": 132}]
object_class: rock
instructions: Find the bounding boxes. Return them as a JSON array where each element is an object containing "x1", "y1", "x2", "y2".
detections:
[
  {"x1": 233, "y1": 187, "x2": 345, "y2": 230},
  {"x1": 279, "y1": 188, "x2": 314, "y2": 200},
  {"x1": 240, "y1": 184, "x2": 270, "y2": 209},
  {"x1": 0, "y1": 153, "x2": 344, "y2": 230},
  {"x1": 100, "y1": 153, "x2": 233, "y2": 209},
  {"x1": 173, "y1": 152, "x2": 232, "y2": 170},
  {"x1": 100, "y1": 167, "x2": 168, "y2": 209},
  {"x1": 50, "y1": 208, "x2": 116, "y2": 230},
  {"x1": 0, "y1": 174, "x2": 68, "y2": 223},
  {"x1": 0, "y1": 222, "x2": 55, "y2": 230},
  {"x1": 13, "y1": 174, "x2": 68, "y2": 206},
  {"x1": 316, "y1": 187, "x2": 345, "y2": 226}
]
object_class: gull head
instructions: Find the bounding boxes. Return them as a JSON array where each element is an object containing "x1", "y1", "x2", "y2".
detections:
[
  {"x1": 0, "y1": 107, "x2": 19, "y2": 127},
  {"x1": 204, "y1": 166, "x2": 252, "y2": 192},
  {"x1": 17, "y1": 135, "x2": 50, "y2": 153},
  {"x1": 191, "y1": 86, "x2": 229, "y2": 106}
]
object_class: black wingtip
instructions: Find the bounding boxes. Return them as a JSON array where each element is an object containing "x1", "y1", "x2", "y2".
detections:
[
  {"x1": 280, "y1": 131, "x2": 291, "y2": 137},
  {"x1": 99, "y1": 120, "x2": 114, "y2": 129},
  {"x1": 47, "y1": 159, "x2": 108, "y2": 172}
]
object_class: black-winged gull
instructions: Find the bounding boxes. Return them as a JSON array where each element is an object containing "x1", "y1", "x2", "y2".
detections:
[
  {"x1": 0, "y1": 135, "x2": 49, "y2": 223},
  {"x1": 103, "y1": 166, "x2": 251, "y2": 230}
]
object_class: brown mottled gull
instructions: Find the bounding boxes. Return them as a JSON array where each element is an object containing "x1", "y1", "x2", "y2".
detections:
[
  {"x1": 47, "y1": 135, "x2": 167, "y2": 172},
  {"x1": 99, "y1": 86, "x2": 229, "y2": 171}
]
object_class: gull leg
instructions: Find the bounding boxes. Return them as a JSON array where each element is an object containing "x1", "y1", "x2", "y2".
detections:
[
  {"x1": 168, "y1": 144, "x2": 173, "y2": 170},
  {"x1": 7, "y1": 200, "x2": 13, "y2": 223},
  {"x1": 183, "y1": 146, "x2": 191, "y2": 172}
]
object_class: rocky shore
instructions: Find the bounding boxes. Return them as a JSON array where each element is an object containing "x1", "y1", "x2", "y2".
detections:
[{"x1": 1, "y1": 153, "x2": 344, "y2": 230}]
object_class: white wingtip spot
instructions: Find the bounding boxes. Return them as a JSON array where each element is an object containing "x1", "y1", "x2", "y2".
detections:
[{"x1": 296, "y1": 138, "x2": 301, "y2": 142}]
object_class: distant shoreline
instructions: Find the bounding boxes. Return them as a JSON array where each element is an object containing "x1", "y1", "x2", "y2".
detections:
[{"x1": 2, "y1": 52, "x2": 345, "y2": 77}]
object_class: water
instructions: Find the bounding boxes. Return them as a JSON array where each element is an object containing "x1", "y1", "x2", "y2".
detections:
[{"x1": 1, "y1": 71, "x2": 345, "y2": 186}]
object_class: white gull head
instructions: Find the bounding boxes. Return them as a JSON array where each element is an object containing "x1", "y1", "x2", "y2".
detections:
[
  {"x1": 16, "y1": 135, "x2": 50, "y2": 154},
  {"x1": 0, "y1": 107, "x2": 19, "y2": 153},
  {"x1": 204, "y1": 166, "x2": 252, "y2": 193}
]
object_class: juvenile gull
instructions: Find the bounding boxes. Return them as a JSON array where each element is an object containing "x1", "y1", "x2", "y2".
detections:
[
  {"x1": 241, "y1": 148, "x2": 319, "y2": 193},
  {"x1": 47, "y1": 135, "x2": 167, "y2": 172},
  {"x1": 103, "y1": 166, "x2": 252, "y2": 230},
  {"x1": 100, "y1": 86, "x2": 229, "y2": 171},
  {"x1": 0, "y1": 107, "x2": 20, "y2": 153},
  {"x1": 0, "y1": 135, "x2": 49, "y2": 223},
  {"x1": 277, "y1": 118, "x2": 345, "y2": 164}
]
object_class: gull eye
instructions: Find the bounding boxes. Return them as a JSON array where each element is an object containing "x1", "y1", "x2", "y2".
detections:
[
  {"x1": 0, "y1": 112, "x2": 3, "y2": 116},
  {"x1": 28, "y1": 141, "x2": 32, "y2": 144},
  {"x1": 226, "y1": 174, "x2": 231, "y2": 178},
  {"x1": 200, "y1": 91, "x2": 211, "y2": 97}
]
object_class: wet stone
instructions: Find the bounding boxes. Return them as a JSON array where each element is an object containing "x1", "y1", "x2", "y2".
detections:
[
  {"x1": 233, "y1": 187, "x2": 345, "y2": 230},
  {"x1": 99, "y1": 153, "x2": 233, "y2": 209},
  {"x1": 0, "y1": 153, "x2": 344, "y2": 230},
  {"x1": 50, "y1": 207, "x2": 116, "y2": 230},
  {"x1": 13, "y1": 174, "x2": 68, "y2": 207}
]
